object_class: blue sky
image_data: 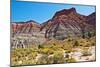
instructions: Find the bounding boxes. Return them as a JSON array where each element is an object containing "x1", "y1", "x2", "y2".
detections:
[{"x1": 11, "y1": 0, "x2": 95, "y2": 23}]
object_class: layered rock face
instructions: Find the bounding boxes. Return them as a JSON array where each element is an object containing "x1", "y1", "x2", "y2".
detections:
[
  {"x1": 12, "y1": 20, "x2": 40, "y2": 34},
  {"x1": 11, "y1": 8, "x2": 96, "y2": 48},
  {"x1": 11, "y1": 20, "x2": 46, "y2": 48},
  {"x1": 40, "y1": 8, "x2": 96, "y2": 40},
  {"x1": 87, "y1": 12, "x2": 96, "y2": 26}
]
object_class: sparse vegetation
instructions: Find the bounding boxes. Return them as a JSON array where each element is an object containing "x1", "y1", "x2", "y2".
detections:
[
  {"x1": 82, "y1": 48, "x2": 92, "y2": 56},
  {"x1": 11, "y1": 36, "x2": 96, "y2": 66},
  {"x1": 66, "y1": 58, "x2": 77, "y2": 63}
]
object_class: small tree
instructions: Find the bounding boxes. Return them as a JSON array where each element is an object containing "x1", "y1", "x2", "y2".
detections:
[
  {"x1": 38, "y1": 45, "x2": 43, "y2": 49},
  {"x1": 73, "y1": 41, "x2": 79, "y2": 47},
  {"x1": 87, "y1": 32, "x2": 92, "y2": 38},
  {"x1": 82, "y1": 29, "x2": 85, "y2": 39},
  {"x1": 53, "y1": 51, "x2": 65, "y2": 64}
]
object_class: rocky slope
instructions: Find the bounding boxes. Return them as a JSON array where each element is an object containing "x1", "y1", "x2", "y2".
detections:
[
  {"x1": 87, "y1": 12, "x2": 96, "y2": 26},
  {"x1": 12, "y1": 20, "x2": 40, "y2": 34},
  {"x1": 11, "y1": 8, "x2": 96, "y2": 48},
  {"x1": 40, "y1": 8, "x2": 96, "y2": 40}
]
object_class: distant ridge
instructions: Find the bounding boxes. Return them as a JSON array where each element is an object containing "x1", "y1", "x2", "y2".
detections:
[{"x1": 11, "y1": 8, "x2": 96, "y2": 40}]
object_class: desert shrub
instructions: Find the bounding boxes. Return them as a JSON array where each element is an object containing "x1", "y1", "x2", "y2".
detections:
[
  {"x1": 90, "y1": 37, "x2": 96, "y2": 46},
  {"x1": 82, "y1": 48, "x2": 92, "y2": 56},
  {"x1": 53, "y1": 51, "x2": 65, "y2": 64},
  {"x1": 91, "y1": 42, "x2": 95, "y2": 46},
  {"x1": 66, "y1": 58, "x2": 76, "y2": 63},
  {"x1": 87, "y1": 32, "x2": 92, "y2": 38},
  {"x1": 82, "y1": 51, "x2": 92, "y2": 56},
  {"x1": 64, "y1": 49, "x2": 76, "y2": 53},
  {"x1": 11, "y1": 48, "x2": 38, "y2": 65},
  {"x1": 82, "y1": 34, "x2": 85, "y2": 39},
  {"x1": 38, "y1": 48, "x2": 54, "y2": 55},
  {"x1": 63, "y1": 44, "x2": 73, "y2": 50},
  {"x1": 47, "y1": 55, "x2": 54, "y2": 64},
  {"x1": 38, "y1": 45, "x2": 44, "y2": 49},
  {"x1": 67, "y1": 38, "x2": 73, "y2": 42},
  {"x1": 65, "y1": 50, "x2": 71, "y2": 53},
  {"x1": 36, "y1": 55, "x2": 48, "y2": 64},
  {"x1": 73, "y1": 40, "x2": 79, "y2": 47}
]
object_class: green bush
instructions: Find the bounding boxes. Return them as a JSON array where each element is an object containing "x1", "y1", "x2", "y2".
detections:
[
  {"x1": 36, "y1": 55, "x2": 48, "y2": 64},
  {"x1": 38, "y1": 48, "x2": 54, "y2": 54},
  {"x1": 73, "y1": 40, "x2": 79, "y2": 47},
  {"x1": 53, "y1": 51, "x2": 65, "y2": 64},
  {"x1": 66, "y1": 58, "x2": 76, "y2": 63}
]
